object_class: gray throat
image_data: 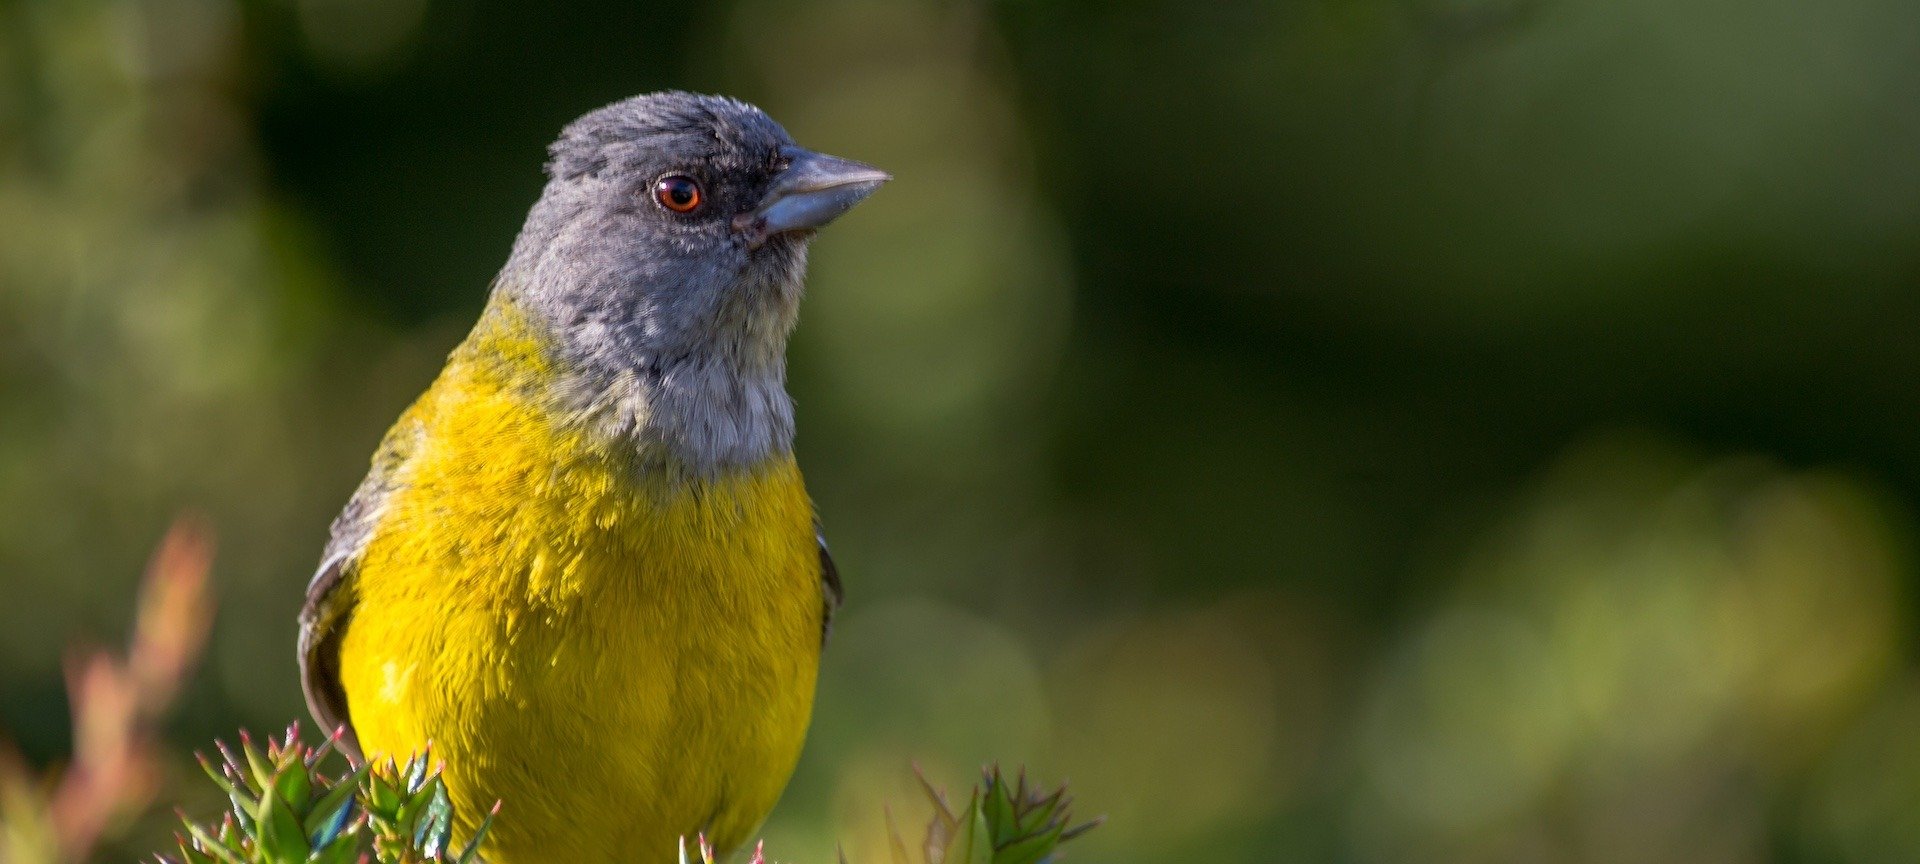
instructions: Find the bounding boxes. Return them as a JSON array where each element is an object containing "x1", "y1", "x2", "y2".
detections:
[
  {"x1": 480, "y1": 280, "x2": 801, "y2": 480},
  {"x1": 565, "y1": 347, "x2": 796, "y2": 479}
]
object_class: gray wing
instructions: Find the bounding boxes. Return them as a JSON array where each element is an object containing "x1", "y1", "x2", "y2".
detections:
[
  {"x1": 298, "y1": 548, "x2": 362, "y2": 761},
  {"x1": 817, "y1": 525, "x2": 843, "y2": 646},
  {"x1": 298, "y1": 410, "x2": 425, "y2": 764}
]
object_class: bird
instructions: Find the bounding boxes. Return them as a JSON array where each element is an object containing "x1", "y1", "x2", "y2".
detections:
[{"x1": 295, "y1": 91, "x2": 887, "y2": 862}]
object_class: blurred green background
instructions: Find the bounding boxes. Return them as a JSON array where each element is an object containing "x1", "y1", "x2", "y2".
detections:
[{"x1": 6, "y1": 0, "x2": 1920, "y2": 861}]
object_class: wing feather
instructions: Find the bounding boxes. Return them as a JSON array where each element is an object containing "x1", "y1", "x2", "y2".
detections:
[
  {"x1": 297, "y1": 403, "x2": 429, "y2": 763},
  {"x1": 817, "y1": 526, "x2": 843, "y2": 646}
]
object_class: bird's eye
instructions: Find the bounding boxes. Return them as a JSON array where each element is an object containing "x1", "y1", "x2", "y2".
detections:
[{"x1": 653, "y1": 175, "x2": 703, "y2": 213}]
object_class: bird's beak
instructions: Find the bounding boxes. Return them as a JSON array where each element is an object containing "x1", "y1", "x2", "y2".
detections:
[{"x1": 738, "y1": 146, "x2": 890, "y2": 247}]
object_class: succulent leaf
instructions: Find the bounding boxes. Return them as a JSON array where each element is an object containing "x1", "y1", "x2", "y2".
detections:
[
  {"x1": 303, "y1": 764, "x2": 366, "y2": 842},
  {"x1": 415, "y1": 777, "x2": 454, "y2": 857},
  {"x1": 899, "y1": 766, "x2": 1099, "y2": 864},
  {"x1": 962, "y1": 796, "x2": 993, "y2": 864},
  {"x1": 182, "y1": 820, "x2": 246, "y2": 864},
  {"x1": 271, "y1": 759, "x2": 311, "y2": 813},
  {"x1": 238, "y1": 732, "x2": 274, "y2": 795},
  {"x1": 170, "y1": 730, "x2": 503, "y2": 864},
  {"x1": 456, "y1": 801, "x2": 501, "y2": 864},
  {"x1": 163, "y1": 731, "x2": 1093, "y2": 864},
  {"x1": 255, "y1": 789, "x2": 310, "y2": 863}
]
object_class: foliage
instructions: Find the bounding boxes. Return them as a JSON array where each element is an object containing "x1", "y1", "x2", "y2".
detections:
[
  {"x1": 158, "y1": 731, "x2": 1094, "y2": 864},
  {"x1": 878, "y1": 767, "x2": 1099, "y2": 864},
  {"x1": 161, "y1": 727, "x2": 492, "y2": 864},
  {"x1": 0, "y1": 518, "x2": 214, "y2": 864}
]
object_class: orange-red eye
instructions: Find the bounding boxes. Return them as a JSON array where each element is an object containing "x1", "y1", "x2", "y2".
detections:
[{"x1": 654, "y1": 175, "x2": 702, "y2": 213}]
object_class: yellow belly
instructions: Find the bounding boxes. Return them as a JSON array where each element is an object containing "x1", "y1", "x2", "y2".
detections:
[{"x1": 336, "y1": 371, "x2": 823, "y2": 863}]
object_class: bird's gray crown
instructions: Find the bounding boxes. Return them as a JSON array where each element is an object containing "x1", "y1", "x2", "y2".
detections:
[
  {"x1": 546, "y1": 92, "x2": 793, "y2": 184},
  {"x1": 474, "y1": 92, "x2": 866, "y2": 480}
]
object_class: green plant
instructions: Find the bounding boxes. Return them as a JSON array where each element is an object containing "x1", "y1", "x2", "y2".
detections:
[
  {"x1": 875, "y1": 767, "x2": 1100, "y2": 864},
  {"x1": 157, "y1": 731, "x2": 1097, "y2": 864},
  {"x1": 161, "y1": 726, "x2": 494, "y2": 864}
]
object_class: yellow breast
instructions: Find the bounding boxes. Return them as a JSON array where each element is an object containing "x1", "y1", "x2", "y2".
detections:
[{"x1": 335, "y1": 338, "x2": 823, "y2": 862}]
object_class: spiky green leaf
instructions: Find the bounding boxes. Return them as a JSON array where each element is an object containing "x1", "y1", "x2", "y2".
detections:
[
  {"x1": 182, "y1": 821, "x2": 247, "y2": 864},
  {"x1": 271, "y1": 760, "x2": 311, "y2": 813},
  {"x1": 966, "y1": 796, "x2": 995, "y2": 864},
  {"x1": 415, "y1": 777, "x2": 454, "y2": 857},
  {"x1": 456, "y1": 801, "x2": 500, "y2": 864},
  {"x1": 304, "y1": 763, "x2": 368, "y2": 844},
  {"x1": 255, "y1": 790, "x2": 310, "y2": 864},
  {"x1": 238, "y1": 733, "x2": 274, "y2": 795},
  {"x1": 981, "y1": 772, "x2": 1017, "y2": 847},
  {"x1": 991, "y1": 818, "x2": 1066, "y2": 864}
]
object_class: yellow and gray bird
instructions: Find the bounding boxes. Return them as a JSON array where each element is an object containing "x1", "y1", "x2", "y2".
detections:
[{"x1": 296, "y1": 91, "x2": 887, "y2": 862}]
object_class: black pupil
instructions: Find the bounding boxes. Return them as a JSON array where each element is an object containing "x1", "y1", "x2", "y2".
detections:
[{"x1": 662, "y1": 178, "x2": 696, "y2": 207}]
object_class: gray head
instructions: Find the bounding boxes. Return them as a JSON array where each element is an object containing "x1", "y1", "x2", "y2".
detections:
[{"x1": 489, "y1": 91, "x2": 887, "y2": 475}]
